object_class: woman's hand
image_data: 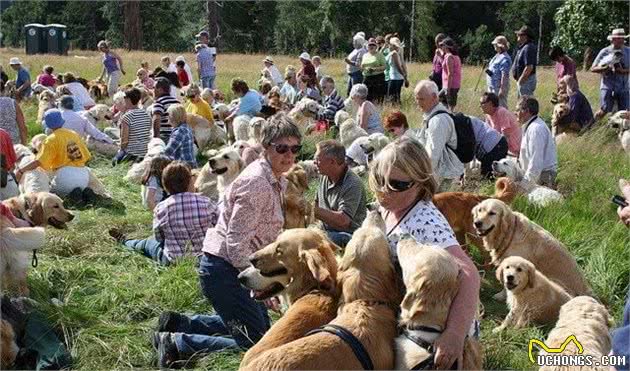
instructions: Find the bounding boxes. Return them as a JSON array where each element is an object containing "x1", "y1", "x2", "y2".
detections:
[
  {"x1": 433, "y1": 327, "x2": 465, "y2": 369},
  {"x1": 263, "y1": 297, "x2": 282, "y2": 313}
]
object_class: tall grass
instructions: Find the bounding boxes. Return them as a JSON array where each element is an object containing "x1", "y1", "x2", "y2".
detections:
[{"x1": 2, "y1": 48, "x2": 628, "y2": 370}]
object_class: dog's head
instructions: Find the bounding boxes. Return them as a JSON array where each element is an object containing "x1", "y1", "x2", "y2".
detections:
[
  {"x1": 397, "y1": 237, "x2": 460, "y2": 329},
  {"x1": 472, "y1": 199, "x2": 512, "y2": 238},
  {"x1": 25, "y1": 192, "x2": 74, "y2": 229},
  {"x1": 38, "y1": 89, "x2": 56, "y2": 103},
  {"x1": 284, "y1": 164, "x2": 309, "y2": 193},
  {"x1": 338, "y1": 210, "x2": 399, "y2": 305},
  {"x1": 496, "y1": 256, "x2": 536, "y2": 293},
  {"x1": 89, "y1": 104, "x2": 113, "y2": 121},
  {"x1": 295, "y1": 98, "x2": 320, "y2": 117},
  {"x1": 238, "y1": 228, "x2": 339, "y2": 302},
  {"x1": 360, "y1": 133, "x2": 391, "y2": 159},
  {"x1": 248, "y1": 117, "x2": 266, "y2": 144},
  {"x1": 334, "y1": 110, "x2": 351, "y2": 127},
  {"x1": 208, "y1": 148, "x2": 243, "y2": 177},
  {"x1": 491, "y1": 158, "x2": 523, "y2": 180},
  {"x1": 29, "y1": 134, "x2": 47, "y2": 155},
  {"x1": 552, "y1": 103, "x2": 570, "y2": 126}
]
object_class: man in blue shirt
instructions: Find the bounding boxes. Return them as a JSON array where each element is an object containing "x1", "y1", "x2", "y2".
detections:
[
  {"x1": 512, "y1": 26, "x2": 537, "y2": 98},
  {"x1": 591, "y1": 28, "x2": 630, "y2": 121},
  {"x1": 9, "y1": 57, "x2": 31, "y2": 101}
]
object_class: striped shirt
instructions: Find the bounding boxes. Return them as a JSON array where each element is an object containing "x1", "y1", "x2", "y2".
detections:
[
  {"x1": 120, "y1": 108, "x2": 152, "y2": 157},
  {"x1": 152, "y1": 95, "x2": 179, "y2": 142},
  {"x1": 316, "y1": 90, "x2": 345, "y2": 123}
]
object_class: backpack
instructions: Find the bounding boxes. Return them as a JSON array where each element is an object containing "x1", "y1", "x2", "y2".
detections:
[{"x1": 426, "y1": 110, "x2": 476, "y2": 163}]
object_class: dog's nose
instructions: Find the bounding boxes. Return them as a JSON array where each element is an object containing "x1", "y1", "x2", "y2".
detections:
[
  {"x1": 474, "y1": 221, "x2": 483, "y2": 228},
  {"x1": 237, "y1": 273, "x2": 248, "y2": 285},
  {"x1": 506, "y1": 275, "x2": 514, "y2": 282}
]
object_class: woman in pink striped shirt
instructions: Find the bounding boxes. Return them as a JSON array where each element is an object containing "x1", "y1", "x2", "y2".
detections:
[{"x1": 480, "y1": 92, "x2": 522, "y2": 156}]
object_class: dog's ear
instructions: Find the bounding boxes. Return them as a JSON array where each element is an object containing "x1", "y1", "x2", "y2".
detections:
[
  {"x1": 296, "y1": 169, "x2": 309, "y2": 190},
  {"x1": 495, "y1": 263, "x2": 504, "y2": 283},
  {"x1": 526, "y1": 262, "x2": 536, "y2": 289},
  {"x1": 26, "y1": 194, "x2": 45, "y2": 226},
  {"x1": 300, "y1": 248, "x2": 334, "y2": 291}
]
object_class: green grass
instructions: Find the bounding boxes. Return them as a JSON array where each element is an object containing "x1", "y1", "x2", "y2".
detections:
[{"x1": 3, "y1": 47, "x2": 629, "y2": 370}]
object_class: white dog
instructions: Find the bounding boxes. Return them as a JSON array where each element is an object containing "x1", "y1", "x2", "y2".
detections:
[
  {"x1": 345, "y1": 133, "x2": 390, "y2": 175},
  {"x1": 13, "y1": 145, "x2": 51, "y2": 194},
  {"x1": 339, "y1": 118, "x2": 368, "y2": 149},
  {"x1": 124, "y1": 138, "x2": 166, "y2": 184},
  {"x1": 233, "y1": 115, "x2": 253, "y2": 142},
  {"x1": 197, "y1": 148, "x2": 245, "y2": 199},
  {"x1": 80, "y1": 104, "x2": 113, "y2": 127},
  {"x1": 608, "y1": 110, "x2": 630, "y2": 154},
  {"x1": 492, "y1": 158, "x2": 563, "y2": 207}
]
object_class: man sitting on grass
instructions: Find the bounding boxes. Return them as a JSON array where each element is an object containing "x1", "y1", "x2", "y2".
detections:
[{"x1": 109, "y1": 161, "x2": 218, "y2": 265}]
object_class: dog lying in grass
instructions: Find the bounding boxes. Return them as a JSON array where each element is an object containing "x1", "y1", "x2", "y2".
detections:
[
  {"x1": 608, "y1": 110, "x2": 630, "y2": 154},
  {"x1": 13, "y1": 145, "x2": 50, "y2": 194},
  {"x1": 125, "y1": 138, "x2": 166, "y2": 184},
  {"x1": 2, "y1": 192, "x2": 75, "y2": 229},
  {"x1": 492, "y1": 158, "x2": 563, "y2": 207}
]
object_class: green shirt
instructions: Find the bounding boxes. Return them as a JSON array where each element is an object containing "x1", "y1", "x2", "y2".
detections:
[
  {"x1": 361, "y1": 52, "x2": 386, "y2": 77},
  {"x1": 317, "y1": 168, "x2": 367, "y2": 233}
]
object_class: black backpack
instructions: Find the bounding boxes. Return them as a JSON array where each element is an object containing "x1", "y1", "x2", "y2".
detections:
[{"x1": 426, "y1": 110, "x2": 476, "y2": 163}]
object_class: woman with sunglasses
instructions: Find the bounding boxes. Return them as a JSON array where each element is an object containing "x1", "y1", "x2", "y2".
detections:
[
  {"x1": 152, "y1": 114, "x2": 302, "y2": 367},
  {"x1": 368, "y1": 136, "x2": 480, "y2": 370}
]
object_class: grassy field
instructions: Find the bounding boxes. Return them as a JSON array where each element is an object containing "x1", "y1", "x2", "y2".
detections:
[{"x1": 2, "y1": 47, "x2": 629, "y2": 370}]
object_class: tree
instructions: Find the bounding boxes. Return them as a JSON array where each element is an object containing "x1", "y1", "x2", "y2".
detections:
[
  {"x1": 123, "y1": 1, "x2": 142, "y2": 50},
  {"x1": 553, "y1": 0, "x2": 630, "y2": 62}
]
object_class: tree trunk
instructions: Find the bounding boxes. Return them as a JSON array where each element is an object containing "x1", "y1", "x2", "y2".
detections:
[
  {"x1": 123, "y1": 1, "x2": 142, "y2": 50},
  {"x1": 207, "y1": 0, "x2": 220, "y2": 46}
]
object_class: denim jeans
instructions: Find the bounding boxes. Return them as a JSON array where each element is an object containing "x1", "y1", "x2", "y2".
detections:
[
  {"x1": 172, "y1": 254, "x2": 270, "y2": 357},
  {"x1": 517, "y1": 74, "x2": 536, "y2": 98},
  {"x1": 326, "y1": 230, "x2": 352, "y2": 248},
  {"x1": 201, "y1": 76, "x2": 215, "y2": 90},
  {"x1": 601, "y1": 89, "x2": 630, "y2": 113},
  {"x1": 123, "y1": 237, "x2": 170, "y2": 266},
  {"x1": 387, "y1": 79, "x2": 404, "y2": 104},
  {"x1": 347, "y1": 71, "x2": 364, "y2": 96}
]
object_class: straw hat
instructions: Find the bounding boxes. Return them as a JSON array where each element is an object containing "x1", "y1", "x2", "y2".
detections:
[
  {"x1": 608, "y1": 28, "x2": 630, "y2": 40},
  {"x1": 263, "y1": 56, "x2": 274, "y2": 64}
]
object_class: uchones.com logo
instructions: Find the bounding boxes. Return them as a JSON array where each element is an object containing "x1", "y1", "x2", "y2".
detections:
[{"x1": 528, "y1": 335, "x2": 627, "y2": 368}]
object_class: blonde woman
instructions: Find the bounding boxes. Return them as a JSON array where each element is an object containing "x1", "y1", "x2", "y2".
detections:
[
  {"x1": 368, "y1": 136, "x2": 480, "y2": 370},
  {"x1": 385, "y1": 37, "x2": 408, "y2": 104},
  {"x1": 164, "y1": 104, "x2": 197, "y2": 168},
  {"x1": 96, "y1": 40, "x2": 125, "y2": 97}
]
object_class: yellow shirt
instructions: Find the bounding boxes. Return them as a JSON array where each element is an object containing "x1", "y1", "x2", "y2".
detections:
[
  {"x1": 186, "y1": 99, "x2": 214, "y2": 122},
  {"x1": 37, "y1": 128, "x2": 91, "y2": 171}
]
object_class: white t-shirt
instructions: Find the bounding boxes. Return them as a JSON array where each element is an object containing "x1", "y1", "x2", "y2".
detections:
[
  {"x1": 383, "y1": 199, "x2": 458, "y2": 262},
  {"x1": 65, "y1": 82, "x2": 95, "y2": 109},
  {"x1": 141, "y1": 176, "x2": 165, "y2": 209}
]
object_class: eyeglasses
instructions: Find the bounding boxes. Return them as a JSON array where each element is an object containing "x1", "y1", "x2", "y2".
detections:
[{"x1": 271, "y1": 143, "x2": 302, "y2": 154}]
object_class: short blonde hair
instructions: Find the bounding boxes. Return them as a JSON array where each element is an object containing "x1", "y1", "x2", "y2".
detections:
[
  {"x1": 167, "y1": 104, "x2": 187, "y2": 125},
  {"x1": 368, "y1": 136, "x2": 437, "y2": 200}
]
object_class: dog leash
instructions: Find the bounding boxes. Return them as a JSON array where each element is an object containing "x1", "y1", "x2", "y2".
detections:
[
  {"x1": 32, "y1": 250, "x2": 38, "y2": 268},
  {"x1": 306, "y1": 324, "x2": 374, "y2": 370},
  {"x1": 402, "y1": 327, "x2": 457, "y2": 370}
]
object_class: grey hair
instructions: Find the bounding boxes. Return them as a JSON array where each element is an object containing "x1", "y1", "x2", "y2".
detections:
[
  {"x1": 320, "y1": 76, "x2": 335, "y2": 87},
  {"x1": 353, "y1": 37, "x2": 365, "y2": 49},
  {"x1": 261, "y1": 113, "x2": 302, "y2": 148},
  {"x1": 316, "y1": 139, "x2": 346, "y2": 164},
  {"x1": 350, "y1": 83, "x2": 368, "y2": 100},
  {"x1": 414, "y1": 80, "x2": 439, "y2": 97}
]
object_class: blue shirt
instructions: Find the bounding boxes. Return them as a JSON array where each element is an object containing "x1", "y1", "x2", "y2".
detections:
[
  {"x1": 591, "y1": 45, "x2": 630, "y2": 91},
  {"x1": 164, "y1": 123, "x2": 197, "y2": 168},
  {"x1": 196, "y1": 46, "x2": 215, "y2": 78},
  {"x1": 513, "y1": 42, "x2": 537, "y2": 80},
  {"x1": 487, "y1": 52, "x2": 512, "y2": 92},
  {"x1": 16, "y1": 67, "x2": 31, "y2": 96},
  {"x1": 470, "y1": 116, "x2": 503, "y2": 156},
  {"x1": 237, "y1": 90, "x2": 262, "y2": 117}
]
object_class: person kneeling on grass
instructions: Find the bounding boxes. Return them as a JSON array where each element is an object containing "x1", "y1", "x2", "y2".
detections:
[
  {"x1": 164, "y1": 104, "x2": 197, "y2": 169},
  {"x1": 109, "y1": 161, "x2": 218, "y2": 265}
]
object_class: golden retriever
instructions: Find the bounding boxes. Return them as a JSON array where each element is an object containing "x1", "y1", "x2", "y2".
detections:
[
  {"x1": 186, "y1": 113, "x2": 227, "y2": 150},
  {"x1": 36, "y1": 90, "x2": 56, "y2": 125},
  {"x1": 0, "y1": 212, "x2": 46, "y2": 296},
  {"x1": 204, "y1": 147, "x2": 245, "y2": 198},
  {"x1": 237, "y1": 228, "x2": 339, "y2": 368},
  {"x1": 125, "y1": 138, "x2": 167, "y2": 185},
  {"x1": 2, "y1": 192, "x2": 75, "y2": 229},
  {"x1": 339, "y1": 118, "x2": 368, "y2": 149},
  {"x1": 288, "y1": 98, "x2": 320, "y2": 133},
  {"x1": 394, "y1": 238, "x2": 483, "y2": 370},
  {"x1": 283, "y1": 164, "x2": 313, "y2": 229},
  {"x1": 492, "y1": 158, "x2": 564, "y2": 207},
  {"x1": 492, "y1": 256, "x2": 572, "y2": 333},
  {"x1": 539, "y1": 296, "x2": 613, "y2": 371},
  {"x1": 472, "y1": 199, "x2": 591, "y2": 297},
  {"x1": 551, "y1": 103, "x2": 581, "y2": 142},
  {"x1": 244, "y1": 211, "x2": 400, "y2": 370},
  {"x1": 81, "y1": 104, "x2": 113, "y2": 127},
  {"x1": 13, "y1": 145, "x2": 51, "y2": 194}
]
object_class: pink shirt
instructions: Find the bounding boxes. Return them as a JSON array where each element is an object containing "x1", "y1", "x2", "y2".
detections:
[
  {"x1": 442, "y1": 53, "x2": 462, "y2": 89},
  {"x1": 202, "y1": 158, "x2": 287, "y2": 269},
  {"x1": 37, "y1": 73, "x2": 56, "y2": 87},
  {"x1": 554, "y1": 59, "x2": 577, "y2": 85},
  {"x1": 486, "y1": 106, "x2": 522, "y2": 156}
]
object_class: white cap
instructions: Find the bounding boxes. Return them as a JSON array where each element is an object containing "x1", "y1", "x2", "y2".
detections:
[
  {"x1": 299, "y1": 52, "x2": 311, "y2": 61},
  {"x1": 9, "y1": 57, "x2": 22, "y2": 65},
  {"x1": 175, "y1": 55, "x2": 185, "y2": 62}
]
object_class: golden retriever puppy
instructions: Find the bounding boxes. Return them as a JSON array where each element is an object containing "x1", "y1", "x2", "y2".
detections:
[
  {"x1": 206, "y1": 147, "x2": 245, "y2": 197},
  {"x1": 493, "y1": 256, "x2": 571, "y2": 333},
  {"x1": 539, "y1": 296, "x2": 613, "y2": 371},
  {"x1": 0, "y1": 213, "x2": 46, "y2": 296},
  {"x1": 13, "y1": 145, "x2": 51, "y2": 194},
  {"x1": 339, "y1": 118, "x2": 368, "y2": 149},
  {"x1": 283, "y1": 164, "x2": 313, "y2": 229},
  {"x1": 244, "y1": 211, "x2": 400, "y2": 370},
  {"x1": 2, "y1": 192, "x2": 74, "y2": 229},
  {"x1": 238, "y1": 228, "x2": 339, "y2": 368},
  {"x1": 394, "y1": 238, "x2": 482, "y2": 370},
  {"x1": 37, "y1": 90, "x2": 56, "y2": 125},
  {"x1": 472, "y1": 199, "x2": 591, "y2": 297}
]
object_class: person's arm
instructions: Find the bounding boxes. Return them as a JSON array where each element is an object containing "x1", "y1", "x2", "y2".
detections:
[
  {"x1": 358, "y1": 103, "x2": 369, "y2": 130},
  {"x1": 98, "y1": 65, "x2": 106, "y2": 82},
  {"x1": 147, "y1": 187, "x2": 158, "y2": 211},
  {"x1": 590, "y1": 49, "x2": 609, "y2": 73},
  {"x1": 15, "y1": 102, "x2": 27, "y2": 145},
  {"x1": 16, "y1": 77, "x2": 31, "y2": 95},
  {"x1": 445, "y1": 54, "x2": 455, "y2": 89},
  {"x1": 85, "y1": 118, "x2": 113, "y2": 143},
  {"x1": 151, "y1": 111, "x2": 162, "y2": 138},
  {"x1": 518, "y1": 65, "x2": 533, "y2": 84},
  {"x1": 371, "y1": 54, "x2": 386, "y2": 73},
  {"x1": 424, "y1": 116, "x2": 450, "y2": 168},
  {"x1": 393, "y1": 52, "x2": 407, "y2": 79},
  {"x1": 314, "y1": 207, "x2": 351, "y2": 231},
  {"x1": 163, "y1": 128, "x2": 181, "y2": 159},
  {"x1": 119, "y1": 120, "x2": 129, "y2": 150},
  {"x1": 433, "y1": 244, "x2": 481, "y2": 369}
]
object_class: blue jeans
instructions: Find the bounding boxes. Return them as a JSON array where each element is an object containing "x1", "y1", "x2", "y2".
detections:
[
  {"x1": 326, "y1": 230, "x2": 352, "y2": 248},
  {"x1": 173, "y1": 254, "x2": 270, "y2": 357},
  {"x1": 123, "y1": 237, "x2": 170, "y2": 265},
  {"x1": 347, "y1": 70, "x2": 364, "y2": 96},
  {"x1": 387, "y1": 79, "x2": 404, "y2": 104},
  {"x1": 601, "y1": 89, "x2": 630, "y2": 113},
  {"x1": 201, "y1": 76, "x2": 215, "y2": 90},
  {"x1": 517, "y1": 74, "x2": 536, "y2": 98}
]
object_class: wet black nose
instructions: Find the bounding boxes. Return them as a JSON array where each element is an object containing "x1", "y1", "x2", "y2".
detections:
[
  {"x1": 474, "y1": 221, "x2": 483, "y2": 228},
  {"x1": 237, "y1": 274, "x2": 248, "y2": 285},
  {"x1": 506, "y1": 275, "x2": 514, "y2": 282}
]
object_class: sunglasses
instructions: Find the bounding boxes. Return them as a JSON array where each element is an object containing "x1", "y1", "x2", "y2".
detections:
[
  {"x1": 271, "y1": 143, "x2": 302, "y2": 154},
  {"x1": 375, "y1": 174, "x2": 415, "y2": 193}
]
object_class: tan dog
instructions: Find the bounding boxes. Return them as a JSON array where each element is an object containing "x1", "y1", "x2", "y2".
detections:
[
  {"x1": 472, "y1": 199, "x2": 591, "y2": 297},
  {"x1": 551, "y1": 103, "x2": 581, "y2": 143},
  {"x1": 206, "y1": 147, "x2": 245, "y2": 197},
  {"x1": 539, "y1": 296, "x2": 613, "y2": 371},
  {"x1": 238, "y1": 228, "x2": 339, "y2": 368},
  {"x1": 13, "y1": 144, "x2": 51, "y2": 194},
  {"x1": 244, "y1": 211, "x2": 400, "y2": 370},
  {"x1": 394, "y1": 238, "x2": 482, "y2": 370},
  {"x1": 81, "y1": 104, "x2": 112, "y2": 127},
  {"x1": 283, "y1": 164, "x2": 313, "y2": 229},
  {"x1": 186, "y1": 113, "x2": 227, "y2": 150},
  {"x1": 288, "y1": 98, "x2": 320, "y2": 132},
  {"x1": 2, "y1": 192, "x2": 75, "y2": 229},
  {"x1": 493, "y1": 256, "x2": 571, "y2": 333},
  {"x1": 37, "y1": 90, "x2": 56, "y2": 124},
  {"x1": 0, "y1": 214, "x2": 46, "y2": 296},
  {"x1": 339, "y1": 118, "x2": 368, "y2": 149}
]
